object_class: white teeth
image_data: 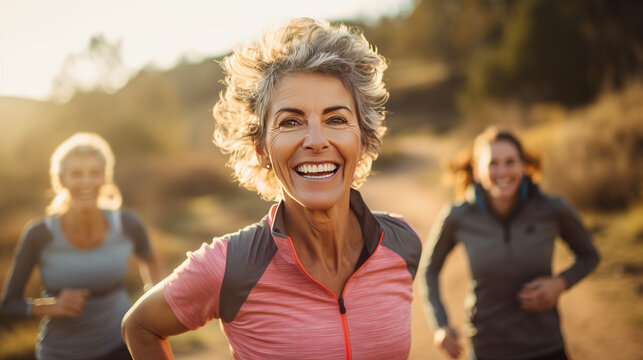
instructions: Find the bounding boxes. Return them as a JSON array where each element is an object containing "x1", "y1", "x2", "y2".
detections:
[
  {"x1": 303, "y1": 173, "x2": 333, "y2": 179},
  {"x1": 495, "y1": 178, "x2": 512, "y2": 187},
  {"x1": 296, "y1": 163, "x2": 337, "y2": 174},
  {"x1": 296, "y1": 163, "x2": 338, "y2": 179}
]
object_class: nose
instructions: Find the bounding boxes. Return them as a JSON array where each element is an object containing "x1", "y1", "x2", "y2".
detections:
[
  {"x1": 303, "y1": 120, "x2": 329, "y2": 152},
  {"x1": 79, "y1": 175, "x2": 93, "y2": 187}
]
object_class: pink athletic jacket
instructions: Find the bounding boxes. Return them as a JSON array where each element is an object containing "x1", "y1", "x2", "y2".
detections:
[{"x1": 163, "y1": 190, "x2": 422, "y2": 359}]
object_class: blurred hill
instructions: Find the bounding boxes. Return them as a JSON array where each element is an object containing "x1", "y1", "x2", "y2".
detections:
[
  {"x1": 0, "y1": 0, "x2": 641, "y2": 267},
  {"x1": 0, "y1": 0, "x2": 640, "y2": 261}
]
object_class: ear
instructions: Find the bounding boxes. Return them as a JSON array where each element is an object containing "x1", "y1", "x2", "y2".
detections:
[
  {"x1": 358, "y1": 140, "x2": 367, "y2": 161},
  {"x1": 254, "y1": 141, "x2": 269, "y2": 168}
]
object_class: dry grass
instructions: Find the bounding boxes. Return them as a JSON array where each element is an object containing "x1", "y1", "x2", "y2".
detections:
[
  {"x1": 526, "y1": 82, "x2": 643, "y2": 211},
  {"x1": 0, "y1": 321, "x2": 39, "y2": 359}
]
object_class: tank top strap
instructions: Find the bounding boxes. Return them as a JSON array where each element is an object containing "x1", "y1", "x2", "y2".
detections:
[
  {"x1": 43, "y1": 215, "x2": 55, "y2": 232},
  {"x1": 106, "y1": 209, "x2": 122, "y2": 235}
]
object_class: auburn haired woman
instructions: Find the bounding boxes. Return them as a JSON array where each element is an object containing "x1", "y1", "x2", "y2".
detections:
[{"x1": 424, "y1": 127, "x2": 600, "y2": 360}]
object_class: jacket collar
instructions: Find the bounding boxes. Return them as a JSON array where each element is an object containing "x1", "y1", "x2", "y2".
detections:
[{"x1": 466, "y1": 176, "x2": 535, "y2": 223}]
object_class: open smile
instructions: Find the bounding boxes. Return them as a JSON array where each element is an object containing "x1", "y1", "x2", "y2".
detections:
[
  {"x1": 494, "y1": 177, "x2": 516, "y2": 189},
  {"x1": 295, "y1": 162, "x2": 339, "y2": 179}
]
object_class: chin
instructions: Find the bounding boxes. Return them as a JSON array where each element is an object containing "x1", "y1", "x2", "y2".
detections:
[
  {"x1": 71, "y1": 200, "x2": 99, "y2": 210},
  {"x1": 494, "y1": 188, "x2": 519, "y2": 201}
]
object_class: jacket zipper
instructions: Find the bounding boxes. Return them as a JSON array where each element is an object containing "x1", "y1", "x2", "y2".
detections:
[
  {"x1": 286, "y1": 231, "x2": 384, "y2": 360},
  {"x1": 503, "y1": 223, "x2": 511, "y2": 256},
  {"x1": 503, "y1": 223, "x2": 510, "y2": 244}
]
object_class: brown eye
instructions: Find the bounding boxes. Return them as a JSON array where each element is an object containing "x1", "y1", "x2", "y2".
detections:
[
  {"x1": 327, "y1": 116, "x2": 347, "y2": 124},
  {"x1": 279, "y1": 118, "x2": 300, "y2": 127}
]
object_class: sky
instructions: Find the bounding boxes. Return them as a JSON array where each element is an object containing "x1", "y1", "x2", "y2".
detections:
[{"x1": 0, "y1": 0, "x2": 413, "y2": 101}]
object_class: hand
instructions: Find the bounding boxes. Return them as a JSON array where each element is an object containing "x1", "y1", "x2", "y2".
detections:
[
  {"x1": 518, "y1": 276, "x2": 567, "y2": 312},
  {"x1": 434, "y1": 325, "x2": 462, "y2": 359},
  {"x1": 34, "y1": 288, "x2": 90, "y2": 318}
]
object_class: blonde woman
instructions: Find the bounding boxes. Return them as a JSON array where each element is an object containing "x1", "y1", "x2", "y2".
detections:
[
  {"x1": 424, "y1": 128, "x2": 600, "y2": 360},
  {"x1": 1, "y1": 133, "x2": 161, "y2": 360},
  {"x1": 122, "y1": 18, "x2": 422, "y2": 359}
]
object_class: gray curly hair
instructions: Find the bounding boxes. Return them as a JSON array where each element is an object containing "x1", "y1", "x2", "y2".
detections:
[{"x1": 213, "y1": 17, "x2": 389, "y2": 201}]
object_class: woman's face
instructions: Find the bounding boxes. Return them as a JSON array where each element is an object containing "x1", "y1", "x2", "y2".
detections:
[
  {"x1": 60, "y1": 153, "x2": 106, "y2": 210},
  {"x1": 259, "y1": 72, "x2": 364, "y2": 210},
  {"x1": 475, "y1": 140, "x2": 525, "y2": 202}
]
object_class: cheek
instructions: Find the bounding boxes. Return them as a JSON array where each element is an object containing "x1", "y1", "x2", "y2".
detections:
[
  {"x1": 513, "y1": 163, "x2": 526, "y2": 175},
  {"x1": 266, "y1": 130, "x2": 297, "y2": 163},
  {"x1": 331, "y1": 127, "x2": 362, "y2": 157}
]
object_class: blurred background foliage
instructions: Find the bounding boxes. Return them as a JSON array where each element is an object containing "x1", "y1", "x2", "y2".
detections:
[{"x1": 1, "y1": 0, "x2": 642, "y2": 358}]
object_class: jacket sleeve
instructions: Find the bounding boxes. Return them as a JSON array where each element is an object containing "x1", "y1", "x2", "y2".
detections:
[
  {"x1": 554, "y1": 198, "x2": 600, "y2": 288},
  {"x1": 422, "y1": 205, "x2": 458, "y2": 330},
  {"x1": 0, "y1": 220, "x2": 50, "y2": 320}
]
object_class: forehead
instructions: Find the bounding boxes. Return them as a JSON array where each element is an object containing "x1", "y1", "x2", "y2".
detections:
[
  {"x1": 268, "y1": 72, "x2": 354, "y2": 114},
  {"x1": 64, "y1": 152, "x2": 104, "y2": 168},
  {"x1": 489, "y1": 140, "x2": 520, "y2": 156}
]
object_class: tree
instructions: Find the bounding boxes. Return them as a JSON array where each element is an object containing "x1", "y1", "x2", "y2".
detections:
[
  {"x1": 463, "y1": 0, "x2": 643, "y2": 107},
  {"x1": 51, "y1": 34, "x2": 129, "y2": 102}
]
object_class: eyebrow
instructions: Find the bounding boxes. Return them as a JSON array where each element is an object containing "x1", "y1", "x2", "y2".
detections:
[
  {"x1": 273, "y1": 105, "x2": 353, "y2": 117},
  {"x1": 323, "y1": 105, "x2": 352, "y2": 114}
]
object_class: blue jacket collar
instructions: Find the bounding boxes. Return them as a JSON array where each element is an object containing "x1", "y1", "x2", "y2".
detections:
[{"x1": 467, "y1": 176, "x2": 532, "y2": 223}]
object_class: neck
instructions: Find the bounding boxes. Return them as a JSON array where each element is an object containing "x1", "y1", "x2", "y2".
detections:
[
  {"x1": 61, "y1": 205, "x2": 103, "y2": 230},
  {"x1": 282, "y1": 194, "x2": 362, "y2": 272},
  {"x1": 489, "y1": 195, "x2": 518, "y2": 221}
]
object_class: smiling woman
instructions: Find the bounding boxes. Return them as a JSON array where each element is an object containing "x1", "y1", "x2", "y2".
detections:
[
  {"x1": 121, "y1": 18, "x2": 422, "y2": 360},
  {"x1": 423, "y1": 127, "x2": 600, "y2": 360},
  {"x1": 0, "y1": 133, "x2": 162, "y2": 360}
]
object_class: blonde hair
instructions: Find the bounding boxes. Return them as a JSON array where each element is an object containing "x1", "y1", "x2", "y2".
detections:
[
  {"x1": 47, "y1": 132, "x2": 122, "y2": 215},
  {"x1": 448, "y1": 127, "x2": 541, "y2": 199},
  {"x1": 213, "y1": 17, "x2": 389, "y2": 201}
]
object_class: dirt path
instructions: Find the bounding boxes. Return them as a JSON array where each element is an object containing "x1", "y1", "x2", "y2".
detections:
[{"x1": 177, "y1": 134, "x2": 642, "y2": 359}]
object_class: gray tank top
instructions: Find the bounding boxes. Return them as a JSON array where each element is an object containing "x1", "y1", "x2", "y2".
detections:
[{"x1": 0, "y1": 209, "x2": 151, "y2": 360}]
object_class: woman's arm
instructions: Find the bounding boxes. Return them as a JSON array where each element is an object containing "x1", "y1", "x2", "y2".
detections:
[
  {"x1": 30, "y1": 288, "x2": 90, "y2": 318},
  {"x1": 122, "y1": 285, "x2": 189, "y2": 359},
  {"x1": 422, "y1": 205, "x2": 461, "y2": 359},
  {"x1": 554, "y1": 198, "x2": 600, "y2": 287},
  {"x1": 517, "y1": 276, "x2": 567, "y2": 312},
  {"x1": 121, "y1": 210, "x2": 164, "y2": 290},
  {"x1": 519, "y1": 198, "x2": 600, "y2": 312},
  {"x1": 1, "y1": 222, "x2": 48, "y2": 319},
  {"x1": 138, "y1": 252, "x2": 163, "y2": 291},
  {"x1": 124, "y1": 239, "x2": 230, "y2": 359},
  {"x1": 1, "y1": 221, "x2": 94, "y2": 320}
]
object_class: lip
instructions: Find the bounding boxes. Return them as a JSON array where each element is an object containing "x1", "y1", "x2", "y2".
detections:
[
  {"x1": 73, "y1": 188, "x2": 99, "y2": 199},
  {"x1": 493, "y1": 178, "x2": 514, "y2": 188},
  {"x1": 293, "y1": 161, "x2": 340, "y2": 180}
]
